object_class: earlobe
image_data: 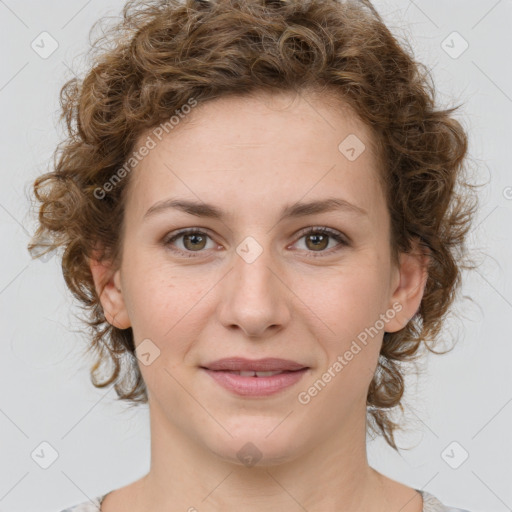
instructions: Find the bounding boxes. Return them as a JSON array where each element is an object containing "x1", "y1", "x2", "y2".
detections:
[
  {"x1": 385, "y1": 240, "x2": 430, "y2": 333},
  {"x1": 89, "y1": 256, "x2": 131, "y2": 329}
]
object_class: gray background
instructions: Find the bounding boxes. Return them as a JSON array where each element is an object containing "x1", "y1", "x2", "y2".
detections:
[{"x1": 0, "y1": 1, "x2": 511, "y2": 511}]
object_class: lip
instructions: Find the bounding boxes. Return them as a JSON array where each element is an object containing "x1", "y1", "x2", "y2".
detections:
[
  {"x1": 202, "y1": 357, "x2": 307, "y2": 372},
  {"x1": 200, "y1": 358, "x2": 310, "y2": 397},
  {"x1": 202, "y1": 367, "x2": 309, "y2": 396}
]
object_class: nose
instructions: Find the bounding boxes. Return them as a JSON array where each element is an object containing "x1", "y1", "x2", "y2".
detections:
[{"x1": 216, "y1": 241, "x2": 291, "y2": 339}]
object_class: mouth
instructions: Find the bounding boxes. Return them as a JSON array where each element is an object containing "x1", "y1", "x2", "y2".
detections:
[
  {"x1": 201, "y1": 357, "x2": 308, "y2": 372},
  {"x1": 200, "y1": 358, "x2": 310, "y2": 397},
  {"x1": 209, "y1": 369, "x2": 299, "y2": 377}
]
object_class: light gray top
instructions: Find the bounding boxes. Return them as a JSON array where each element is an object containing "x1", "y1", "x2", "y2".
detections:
[{"x1": 59, "y1": 488, "x2": 472, "y2": 511}]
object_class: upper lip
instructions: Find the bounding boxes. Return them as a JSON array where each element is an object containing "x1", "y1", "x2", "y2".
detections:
[{"x1": 202, "y1": 358, "x2": 308, "y2": 372}]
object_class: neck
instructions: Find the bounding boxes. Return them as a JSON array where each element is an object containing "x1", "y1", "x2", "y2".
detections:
[{"x1": 134, "y1": 398, "x2": 389, "y2": 512}]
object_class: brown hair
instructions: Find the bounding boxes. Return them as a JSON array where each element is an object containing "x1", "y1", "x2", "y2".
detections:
[{"x1": 27, "y1": 0, "x2": 479, "y2": 450}]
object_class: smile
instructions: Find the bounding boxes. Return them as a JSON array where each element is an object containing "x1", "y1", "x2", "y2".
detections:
[{"x1": 201, "y1": 367, "x2": 309, "y2": 397}]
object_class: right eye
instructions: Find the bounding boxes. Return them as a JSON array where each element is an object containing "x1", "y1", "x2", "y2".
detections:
[{"x1": 163, "y1": 228, "x2": 217, "y2": 257}]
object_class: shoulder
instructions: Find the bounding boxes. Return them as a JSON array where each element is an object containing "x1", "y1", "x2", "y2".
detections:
[
  {"x1": 58, "y1": 493, "x2": 110, "y2": 512},
  {"x1": 418, "y1": 489, "x2": 473, "y2": 512}
]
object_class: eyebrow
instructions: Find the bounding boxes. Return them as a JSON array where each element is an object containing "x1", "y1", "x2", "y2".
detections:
[{"x1": 143, "y1": 197, "x2": 368, "y2": 222}]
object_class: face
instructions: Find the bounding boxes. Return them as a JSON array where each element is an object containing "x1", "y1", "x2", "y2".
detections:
[{"x1": 91, "y1": 89, "x2": 427, "y2": 466}]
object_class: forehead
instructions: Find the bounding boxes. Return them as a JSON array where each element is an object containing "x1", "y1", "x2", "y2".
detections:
[{"x1": 123, "y1": 90, "x2": 385, "y2": 222}]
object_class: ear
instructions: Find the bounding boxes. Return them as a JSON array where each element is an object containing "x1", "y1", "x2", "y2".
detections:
[
  {"x1": 384, "y1": 238, "x2": 430, "y2": 333},
  {"x1": 88, "y1": 251, "x2": 131, "y2": 330}
]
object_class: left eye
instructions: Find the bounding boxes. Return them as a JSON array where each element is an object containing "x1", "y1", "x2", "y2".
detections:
[
  {"x1": 293, "y1": 227, "x2": 348, "y2": 255},
  {"x1": 163, "y1": 227, "x2": 348, "y2": 257}
]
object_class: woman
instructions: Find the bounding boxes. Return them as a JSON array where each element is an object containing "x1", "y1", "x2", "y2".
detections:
[{"x1": 28, "y1": 0, "x2": 478, "y2": 510}]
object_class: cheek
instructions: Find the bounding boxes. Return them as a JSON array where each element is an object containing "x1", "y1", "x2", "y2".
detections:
[
  {"x1": 316, "y1": 264, "x2": 389, "y2": 336},
  {"x1": 309, "y1": 266, "x2": 387, "y2": 387},
  {"x1": 123, "y1": 249, "x2": 183, "y2": 311},
  {"x1": 317, "y1": 279, "x2": 384, "y2": 389},
  {"x1": 124, "y1": 265, "x2": 213, "y2": 363}
]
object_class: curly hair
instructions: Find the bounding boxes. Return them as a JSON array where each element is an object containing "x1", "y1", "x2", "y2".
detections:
[{"x1": 27, "y1": 0, "x2": 479, "y2": 451}]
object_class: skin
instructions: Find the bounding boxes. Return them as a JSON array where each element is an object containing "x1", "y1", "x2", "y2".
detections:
[{"x1": 90, "y1": 89, "x2": 429, "y2": 512}]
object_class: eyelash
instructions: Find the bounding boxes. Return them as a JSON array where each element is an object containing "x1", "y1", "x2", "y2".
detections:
[{"x1": 162, "y1": 227, "x2": 349, "y2": 259}]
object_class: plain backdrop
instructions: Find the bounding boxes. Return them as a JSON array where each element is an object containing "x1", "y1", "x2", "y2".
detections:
[{"x1": 0, "y1": 1, "x2": 511, "y2": 511}]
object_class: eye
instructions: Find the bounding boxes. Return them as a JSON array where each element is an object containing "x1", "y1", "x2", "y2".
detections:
[
  {"x1": 163, "y1": 226, "x2": 349, "y2": 258},
  {"x1": 292, "y1": 227, "x2": 349, "y2": 257},
  {"x1": 163, "y1": 228, "x2": 216, "y2": 257}
]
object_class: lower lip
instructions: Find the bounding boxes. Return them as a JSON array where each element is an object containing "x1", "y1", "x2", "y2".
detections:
[{"x1": 202, "y1": 368, "x2": 309, "y2": 396}]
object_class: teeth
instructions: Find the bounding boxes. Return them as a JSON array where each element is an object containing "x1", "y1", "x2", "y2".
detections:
[
  {"x1": 255, "y1": 371, "x2": 283, "y2": 377},
  {"x1": 239, "y1": 370, "x2": 257, "y2": 377},
  {"x1": 231, "y1": 370, "x2": 285, "y2": 377}
]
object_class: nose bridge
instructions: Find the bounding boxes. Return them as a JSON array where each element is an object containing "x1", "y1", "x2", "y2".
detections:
[
  {"x1": 217, "y1": 234, "x2": 289, "y2": 337},
  {"x1": 234, "y1": 239, "x2": 275, "y2": 299}
]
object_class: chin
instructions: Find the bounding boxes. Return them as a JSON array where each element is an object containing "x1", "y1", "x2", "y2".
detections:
[{"x1": 202, "y1": 419, "x2": 306, "y2": 468}]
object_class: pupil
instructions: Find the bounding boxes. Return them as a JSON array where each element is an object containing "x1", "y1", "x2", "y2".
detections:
[
  {"x1": 186, "y1": 234, "x2": 205, "y2": 250},
  {"x1": 308, "y1": 234, "x2": 327, "y2": 250}
]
